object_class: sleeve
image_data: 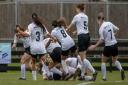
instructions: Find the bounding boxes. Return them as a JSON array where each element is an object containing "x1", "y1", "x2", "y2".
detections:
[
  {"x1": 99, "y1": 28, "x2": 104, "y2": 40},
  {"x1": 43, "y1": 38, "x2": 49, "y2": 46},
  {"x1": 13, "y1": 34, "x2": 18, "y2": 44},
  {"x1": 65, "y1": 58, "x2": 71, "y2": 65},
  {"x1": 111, "y1": 22, "x2": 119, "y2": 31},
  {"x1": 71, "y1": 16, "x2": 77, "y2": 25},
  {"x1": 44, "y1": 26, "x2": 49, "y2": 36},
  {"x1": 27, "y1": 24, "x2": 32, "y2": 35},
  {"x1": 51, "y1": 30, "x2": 56, "y2": 37}
]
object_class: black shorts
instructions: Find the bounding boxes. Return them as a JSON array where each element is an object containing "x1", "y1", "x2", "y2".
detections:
[
  {"x1": 78, "y1": 33, "x2": 90, "y2": 52},
  {"x1": 53, "y1": 73, "x2": 61, "y2": 80},
  {"x1": 103, "y1": 44, "x2": 118, "y2": 57},
  {"x1": 61, "y1": 45, "x2": 77, "y2": 56},
  {"x1": 24, "y1": 47, "x2": 31, "y2": 55},
  {"x1": 31, "y1": 54, "x2": 45, "y2": 60},
  {"x1": 50, "y1": 47, "x2": 61, "y2": 63}
]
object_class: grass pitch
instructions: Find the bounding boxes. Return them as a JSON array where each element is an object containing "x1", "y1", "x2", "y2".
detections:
[{"x1": 0, "y1": 71, "x2": 127, "y2": 85}]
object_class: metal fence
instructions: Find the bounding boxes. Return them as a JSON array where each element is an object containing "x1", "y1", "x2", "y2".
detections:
[{"x1": 0, "y1": 0, "x2": 128, "y2": 40}]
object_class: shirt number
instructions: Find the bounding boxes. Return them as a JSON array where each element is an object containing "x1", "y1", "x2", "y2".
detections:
[
  {"x1": 108, "y1": 29, "x2": 112, "y2": 40},
  {"x1": 60, "y1": 30, "x2": 67, "y2": 38},
  {"x1": 36, "y1": 31, "x2": 40, "y2": 41},
  {"x1": 84, "y1": 21, "x2": 87, "y2": 30}
]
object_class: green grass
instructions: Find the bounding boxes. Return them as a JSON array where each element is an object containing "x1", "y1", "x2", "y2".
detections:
[
  {"x1": 8, "y1": 62, "x2": 128, "y2": 67},
  {"x1": 0, "y1": 71, "x2": 127, "y2": 85}
]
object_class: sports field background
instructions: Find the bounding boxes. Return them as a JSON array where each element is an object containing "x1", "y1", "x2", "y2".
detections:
[
  {"x1": 0, "y1": 0, "x2": 128, "y2": 85},
  {"x1": 0, "y1": 0, "x2": 128, "y2": 40},
  {"x1": 0, "y1": 71, "x2": 128, "y2": 85}
]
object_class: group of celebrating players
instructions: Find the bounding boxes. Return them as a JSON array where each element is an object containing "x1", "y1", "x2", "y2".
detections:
[{"x1": 12, "y1": 4, "x2": 125, "y2": 81}]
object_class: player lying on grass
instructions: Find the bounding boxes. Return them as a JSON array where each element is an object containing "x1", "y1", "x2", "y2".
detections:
[
  {"x1": 12, "y1": 25, "x2": 32, "y2": 80},
  {"x1": 88, "y1": 12, "x2": 125, "y2": 81},
  {"x1": 65, "y1": 55, "x2": 96, "y2": 81},
  {"x1": 41, "y1": 54, "x2": 95, "y2": 81}
]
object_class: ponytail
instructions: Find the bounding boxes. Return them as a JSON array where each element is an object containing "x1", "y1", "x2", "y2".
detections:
[
  {"x1": 52, "y1": 20, "x2": 58, "y2": 28},
  {"x1": 32, "y1": 13, "x2": 46, "y2": 33}
]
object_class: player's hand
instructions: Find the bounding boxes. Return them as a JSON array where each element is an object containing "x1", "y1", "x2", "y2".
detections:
[
  {"x1": 66, "y1": 28, "x2": 71, "y2": 32},
  {"x1": 49, "y1": 38, "x2": 53, "y2": 42},
  {"x1": 65, "y1": 28, "x2": 69, "y2": 31},
  {"x1": 88, "y1": 45, "x2": 96, "y2": 50}
]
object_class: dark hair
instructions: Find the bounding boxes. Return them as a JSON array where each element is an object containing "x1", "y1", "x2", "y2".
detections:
[
  {"x1": 57, "y1": 17, "x2": 67, "y2": 28},
  {"x1": 52, "y1": 20, "x2": 58, "y2": 28},
  {"x1": 15, "y1": 25, "x2": 25, "y2": 33},
  {"x1": 32, "y1": 13, "x2": 46, "y2": 33},
  {"x1": 76, "y1": 4, "x2": 85, "y2": 11},
  {"x1": 32, "y1": 13, "x2": 38, "y2": 19}
]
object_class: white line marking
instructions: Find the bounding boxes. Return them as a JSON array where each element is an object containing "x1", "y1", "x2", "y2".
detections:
[
  {"x1": 76, "y1": 82, "x2": 94, "y2": 85},
  {"x1": 115, "y1": 81, "x2": 123, "y2": 83}
]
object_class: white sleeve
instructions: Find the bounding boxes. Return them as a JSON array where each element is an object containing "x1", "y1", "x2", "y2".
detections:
[
  {"x1": 27, "y1": 24, "x2": 32, "y2": 35},
  {"x1": 51, "y1": 30, "x2": 56, "y2": 37},
  {"x1": 65, "y1": 58, "x2": 71, "y2": 65},
  {"x1": 44, "y1": 26, "x2": 49, "y2": 34},
  {"x1": 99, "y1": 28, "x2": 104, "y2": 40},
  {"x1": 44, "y1": 26, "x2": 49, "y2": 36},
  {"x1": 43, "y1": 38, "x2": 49, "y2": 46},
  {"x1": 13, "y1": 34, "x2": 18, "y2": 44},
  {"x1": 71, "y1": 16, "x2": 77, "y2": 25},
  {"x1": 111, "y1": 22, "x2": 119, "y2": 31}
]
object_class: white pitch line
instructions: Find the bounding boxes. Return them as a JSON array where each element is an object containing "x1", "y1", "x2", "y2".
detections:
[
  {"x1": 76, "y1": 82, "x2": 94, "y2": 85},
  {"x1": 115, "y1": 81, "x2": 123, "y2": 83}
]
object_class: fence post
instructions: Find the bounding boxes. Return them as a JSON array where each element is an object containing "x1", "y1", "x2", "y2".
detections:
[
  {"x1": 15, "y1": 0, "x2": 18, "y2": 25},
  {"x1": 60, "y1": 0, "x2": 63, "y2": 17}
]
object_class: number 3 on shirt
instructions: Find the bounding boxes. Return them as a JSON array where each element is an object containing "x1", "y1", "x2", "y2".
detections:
[{"x1": 36, "y1": 31, "x2": 40, "y2": 41}]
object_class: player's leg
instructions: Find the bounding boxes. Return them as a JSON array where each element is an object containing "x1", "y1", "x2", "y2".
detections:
[
  {"x1": 83, "y1": 59, "x2": 98, "y2": 81},
  {"x1": 70, "y1": 45, "x2": 77, "y2": 58},
  {"x1": 101, "y1": 54, "x2": 108, "y2": 81},
  {"x1": 112, "y1": 44, "x2": 125, "y2": 80},
  {"x1": 112, "y1": 56, "x2": 125, "y2": 80},
  {"x1": 61, "y1": 50, "x2": 69, "y2": 75},
  {"x1": 49, "y1": 47, "x2": 62, "y2": 76},
  {"x1": 24, "y1": 55, "x2": 32, "y2": 70},
  {"x1": 49, "y1": 47, "x2": 61, "y2": 69},
  {"x1": 65, "y1": 66, "x2": 76, "y2": 80},
  {"x1": 112, "y1": 56, "x2": 123, "y2": 71},
  {"x1": 31, "y1": 55, "x2": 37, "y2": 80},
  {"x1": 101, "y1": 46, "x2": 111, "y2": 81},
  {"x1": 78, "y1": 34, "x2": 95, "y2": 80},
  {"x1": 40, "y1": 54, "x2": 53, "y2": 80},
  {"x1": 19, "y1": 52, "x2": 31, "y2": 80},
  {"x1": 78, "y1": 51, "x2": 87, "y2": 78},
  {"x1": 19, "y1": 53, "x2": 26, "y2": 80}
]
